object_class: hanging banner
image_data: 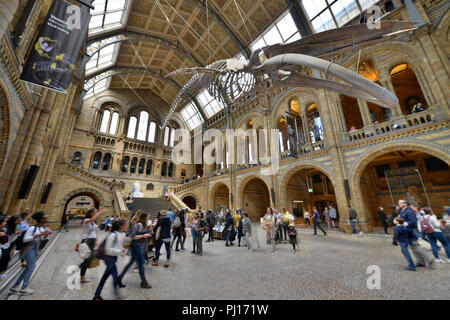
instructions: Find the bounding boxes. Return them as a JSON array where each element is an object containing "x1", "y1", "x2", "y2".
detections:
[
  {"x1": 20, "y1": 0, "x2": 90, "y2": 93},
  {"x1": 285, "y1": 114, "x2": 298, "y2": 158}
]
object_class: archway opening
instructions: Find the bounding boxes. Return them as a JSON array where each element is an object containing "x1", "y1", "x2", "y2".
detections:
[
  {"x1": 213, "y1": 184, "x2": 229, "y2": 211},
  {"x1": 359, "y1": 150, "x2": 449, "y2": 228},
  {"x1": 182, "y1": 196, "x2": 197, "y2": 210},
  {"x1": 63, "y1": 192, "x2": 100, "y2": 221},
  {"x1": 285, "y1": 168, "x2": 338, "y2": 224},
  {"x1": 242, "y1": 178, "x2": 270, "y2": 221}
]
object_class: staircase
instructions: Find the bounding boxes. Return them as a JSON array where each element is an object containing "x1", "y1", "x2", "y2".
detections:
[{"x1": 129, "y1": 197, "x2": 177, "y2": 219}]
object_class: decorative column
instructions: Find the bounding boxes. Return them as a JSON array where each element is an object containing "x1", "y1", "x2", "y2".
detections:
[{"x1": 0, "y1": 0, "x2": 18, "y2": 39}]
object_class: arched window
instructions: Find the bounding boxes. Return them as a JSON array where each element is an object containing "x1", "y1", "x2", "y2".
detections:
[
  {"x1": 163, "y1": 127, "x2": 170, "y2": 146},
  {"x1": 161, "y1": 162, "x2": 167, "y2": 176},
  {"x1": 130, "y1": 157, "x2": 138, "y2": 173},
  {"x1": 340, "y1": 95, "x2": 363, "y2": 131},
  {"x1": 72, "y1": 152, "x2": 82, "y2": 166},
  {"x1": 148, "y1": 122, "x2": 156, "y2": 143},
  {"x1": 168, "y1": 163, "x2": 174, "y2": 177},
  {"x1": 278, "y1": 118, "x2": 288, "y2": 152},
  {"x1": 146, "y1": 183, "x2": 154, "y2": 191},
  {"x1": 290, "y1": 97, "x2": 305, "y2": 144},
  {"x1": 138, "y1": 159, "x2": 145, "y2": 174},
  {"x1": 100, "y1": 110, "x2": 110, "y2": 133},
  {"x1": 109, "y1": 112, "x2": 119, "y2": 135},
  {"x1": 137, "y1": 111, "x2": 149, "y2": 141},
  {"x1": 307, "y1": 104, "x2": 323, "y2": 143},
  {"x1": 390, "y1": 64, "x2": 427, "y2": 115},
  {"x1": 102, "y1": 153, "x2": 111, "y2": 170},
  {"x1": 146, "y1": 159, "x2": 153, "y2": 175},
  {"x1": 170, "y1": 128, "x2": 176, "y2": 147},
  {"x1": 127, "y1": 116, "x2": 137, "y2": 139},
  {"x1": 92, "y1": 151, "x2": 102, "y2": 169},
  {"x1": 121, "y1": 156, "x2": 129, "y2": 172}
]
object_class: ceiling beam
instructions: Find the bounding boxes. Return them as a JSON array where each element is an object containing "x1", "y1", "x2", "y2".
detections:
[{"x1": 187, "y1": 0, "x2": 251, "y2": 59}]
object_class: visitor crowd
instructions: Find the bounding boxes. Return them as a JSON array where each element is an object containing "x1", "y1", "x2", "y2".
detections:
[{"x1": 0, "y1": 200, "x2": 448, "y2": 299}]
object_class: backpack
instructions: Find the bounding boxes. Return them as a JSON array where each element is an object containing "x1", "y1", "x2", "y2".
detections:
[
  {"x1": 95, "y1": 232, "x2": 117, "y2": 260},
  {"x1": 420, "y1": 216, "x2": 434, "y2": 234},
  {"x1": 172, "y1": 216, "x2": 181, "y2": 229}
]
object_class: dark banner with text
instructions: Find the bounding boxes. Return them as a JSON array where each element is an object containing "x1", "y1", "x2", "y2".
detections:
[{"x1": 20, "y1": 0, "x2": 90, "y2": 93}]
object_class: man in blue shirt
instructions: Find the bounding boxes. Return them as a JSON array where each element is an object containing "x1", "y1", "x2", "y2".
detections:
[
  {"x1": 167, "y1": 209, "x2": 174, "y2": 222},
  {"x1": 398, "y1": 200, "x2": 418, "y2": 236},
  {"x1": 312, "y1": 207, "x2": 326, "y2": 236}
]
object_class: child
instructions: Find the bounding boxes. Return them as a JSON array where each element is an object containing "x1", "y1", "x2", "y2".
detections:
[
  {"x1": 288, "y1": 222, "x2": 298, "y2": 253},
  {"x1": 242, "y1": 212, "x2": 252, "y2": 252},
  {"x1": 393, "y1": 217, "x2": 417, "y2": 271}
]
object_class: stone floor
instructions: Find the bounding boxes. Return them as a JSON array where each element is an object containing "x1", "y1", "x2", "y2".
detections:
[{"x1": 9, "y1": 225, "x2": 450, "y2": 300}]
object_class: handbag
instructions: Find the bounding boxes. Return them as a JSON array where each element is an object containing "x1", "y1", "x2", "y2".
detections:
[
  {"x1": 78, "y1": 242, "x2": 91, "y2": 259},
  {"x1": 155, "y1": 226, "x2": 161, "y2": 241},
  {"x1": 88, "y1": 256, "x2": 100, "y2": 268},
  {"x1": 39, "y1": 237, "x2": 49, "y2": 250}
]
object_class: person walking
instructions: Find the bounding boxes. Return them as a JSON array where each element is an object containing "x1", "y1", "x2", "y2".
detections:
[
  {"x1": 195, "y1": 212, "x2": 207, "y2": 256},
  {"x1": 281, "y1": 208, "x2": 293, "y2": 242},
  {"x1": 378, "y1": 206, "x2": 389, "y2": 235},
  {"x1": 304, "y1": 209, "x2": 311, "y2": 227},
  {"x1": 93, "y1": 219, "x2": 127, "y2": 300},
  {"x1": 242, "y1": 212, "x2": 253, "y2": 252},
  {"x1": 152, "y1": 210, "x2": 172, "y2": 268},
  {"x1": 79, "y1": 208, "x2": 103, "y2": 283},
  {"x1": 398, "y1": 200, "x2": 418, "y2": 237},
  {"x1": 263, "y1": 207, "x2": 276, "y2": 252},
  {"x1": 190, "y1": 211, "x2": 199, "y2": 253},
  {"x1": 237, "y1": 212, "x2": 244, "y2": 247},
  {"x1": 19, "y1": 211, "x2": 31, "y2": 268},
  {"x1": 421, "y1": 208, "x2": 450, "y2": 263},
  {"x1": 323, "y1": 207, "x2": 331, "y2": 228},
  {"x1": 313, "y1": 207, "x2": 327, "y2": 236},
  {"x1": 288, "y1": 222, "x2": 298, "y2": 253},
  {"x1": 118, "y1": 213, "x2": 152, "y2": 289},
  {"x1": 224, "y1": 210, "x2": 234, "y2": 247},
  {"x1": 393, "y1": 217, "x2": 416, "y2": 271},
  {"x1": 329, "y1": 205, "x2": 337, "y2": 228},
  {"x1": 171, "y1": 210, "x2": 182, "y2": 251},
  {"x1": 205, "y1": 209, "x2": 215, "y2": 243},
  {"x1": 10, "y1": 212, "x2": 52, "y2": 295},
  {"x1": 348, "y1": 205, "x2": 362, "y2": 236},
  {"x1": 0, "y1": 215, "x2": 22, "y2": 279}
]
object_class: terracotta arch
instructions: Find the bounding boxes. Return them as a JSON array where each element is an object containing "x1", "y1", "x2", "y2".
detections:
[
  {"x1": 181, "y1": 193, "x2": 200, "y2": 210},
  {"x1": 59, "y1": 188, "x2": 105, "y2": 208}
]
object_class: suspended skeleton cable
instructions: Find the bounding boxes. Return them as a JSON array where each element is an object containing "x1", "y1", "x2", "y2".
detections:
[
  {"x1": 232, "y1": 0, "x2": 252, "y2": 43},
  {"x1": 206, "y1": 0, "x2": 211, "y2": 62},
  {"x1": 119, "y1": 73, "x2": 149, "y2": 108},
  {"x1": 161, "y1": 0, "x2": 221, "y2": 61}
]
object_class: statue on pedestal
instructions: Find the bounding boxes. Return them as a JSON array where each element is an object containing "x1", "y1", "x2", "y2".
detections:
[{"x1": 132, "y1": 180, "x2": 144, "y2": 198}]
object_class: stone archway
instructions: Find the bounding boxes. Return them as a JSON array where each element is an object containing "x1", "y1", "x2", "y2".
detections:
[
  {"x1": 279, "y1": 164, "x2": 339, "y2": 223},
  {"x1": 350, "y1": 141, "x2": 450, "y2": 227},
  {"x1": 238, "y1": 176, "x2": 271, "y2": 220},
  {"x1": 208, "y1": 182, "x2": 230, "y2": 211},
  {"x1": 182, "y1": 195, "x2": 197, "y2": 210}
]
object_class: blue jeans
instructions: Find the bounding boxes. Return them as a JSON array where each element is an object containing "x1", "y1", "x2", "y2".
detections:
[
  {"x1": 428, "y1": 232, "x2": 450, "y2": 259},
  {"x1": 400, "y1": 243, "x2": 415, "y2": 268},
  {"x1": 191, "y1": 228, "x2": 197, "y2": 243},
  {"x1": 95, "y1": 256, "x2": 119, "y2": 297},
  {"x1": 226, "y1": 228, "x2": 232, "y2": 244},
  {"x1": 350, "y1": 220, "x2": 359, "y2": 234},
  {"x1": 13, "y1": 247, "x2": 37, "y2": 289},
  {"x1": 119, "y1": 245, "x2": 147, "y2": 283}
]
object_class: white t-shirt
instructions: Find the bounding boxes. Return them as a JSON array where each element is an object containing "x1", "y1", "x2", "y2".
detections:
[
  {"x1": 82, "y1": 219, "x2": 98, "y2": 239},
  {"x1": 23, "y1": 225, "x2": 47, "y2": 243}
]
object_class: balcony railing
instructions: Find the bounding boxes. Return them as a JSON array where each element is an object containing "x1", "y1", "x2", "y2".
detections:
[
  {"x1": 124, "y1": 141, "x2": 156, "y2": 155},
  {"x1": 95, "y1": 134, "x2": 117, "y2": 148},
  {"x1": 346, "y1": 110, "x2": 435, "y2": 143}
]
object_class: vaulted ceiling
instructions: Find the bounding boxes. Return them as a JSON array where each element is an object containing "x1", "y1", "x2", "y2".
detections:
[{"x1": 88, "y1": 0, "x2": 289, "y2": 106}]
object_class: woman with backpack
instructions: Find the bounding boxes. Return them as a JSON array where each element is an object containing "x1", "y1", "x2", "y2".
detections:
[
  {"x1": 421, "y1": 208, "x2": 450, "y2": 263},
  {"x1": 79, "y1": 208, "x2": 103, "y2": 283},
  {"x1": 93, "y1": 219, "x2": 127, "y2": 300},
  {"x1": 171, "y1": 209, "x2": 183, "y2": 251},
  {"x1": 118, "y1": 213, "x2": 151, "y2": 289},
  {"x1": 0, "y1": 215, "x2": 22, "y2": 279},
  {"x1": 10, "y1": 212, "x2": 51, "y2": 295}
]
